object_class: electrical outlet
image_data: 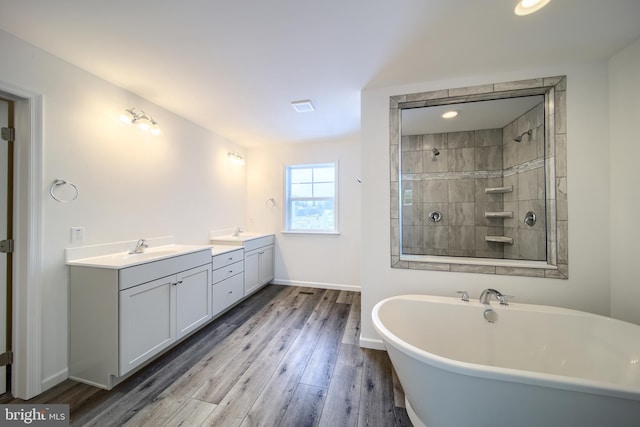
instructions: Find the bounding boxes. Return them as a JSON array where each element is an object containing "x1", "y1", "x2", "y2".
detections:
[{"x1": 71, "y1": 227, "x2": 85, "y2": 244}]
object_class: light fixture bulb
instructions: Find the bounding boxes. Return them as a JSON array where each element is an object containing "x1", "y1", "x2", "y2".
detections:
[
  {"x1": 119, "y1": 114, "x2": 132, "y2": 124},
  {"x1": 515, "y1": 0, "x2": 551, "y2": 16},
  {"x1": 137, "y1": 122, "x2": 150, "y2": 131},
  {"x1": 150, "y1": 127, "x2": 161, "y2": 136},
  {"x1": 442, "y1": 111, "x2": 458, "y2": 119}
]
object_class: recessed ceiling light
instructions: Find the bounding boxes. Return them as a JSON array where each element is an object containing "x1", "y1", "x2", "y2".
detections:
[
  {"x1": 442, "y1": 111, "x2": 459, "y2": 119},
  {"x1": 291, "y1": 100, "x2": 315, "y2": 113},
  {"x1": 515, "y1": 0, "x2": 551, "y2": 16}
]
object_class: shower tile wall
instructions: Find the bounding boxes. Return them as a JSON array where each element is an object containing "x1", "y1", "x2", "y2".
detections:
[
  {"x1": 401, "y1": 101, "x2": 546, "y2": 260},
  {"x1": 503, "y1": 102, "x2": 546, "y2": 261}
]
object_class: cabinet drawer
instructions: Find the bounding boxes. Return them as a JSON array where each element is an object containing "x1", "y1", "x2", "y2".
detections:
[
  {"x1": 212, "y1": 249, "x2": 244, "y2": 270},
  {"x1": 212, "y1": 260, "x2": 244, "y2": 284},
  {"x1": 212, "y1": 273, "x2": 244, "y2": 316},
  {"x1": 244, "y1": 235, "x2": 275, "y2": 252}
]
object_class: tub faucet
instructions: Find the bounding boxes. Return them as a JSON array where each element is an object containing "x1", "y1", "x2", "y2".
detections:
[
  {"x1": 129, "y1": 239, "x2": 148, "y2": 254},
  {"x1": 233, "y1": 227, "x2": 244, "y2": 237},
  {"x1": 479, "y1": 288, "x2": 504, "y2": 305}
]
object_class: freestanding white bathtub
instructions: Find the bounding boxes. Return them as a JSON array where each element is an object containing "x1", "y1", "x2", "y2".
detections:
[{"x1": 372, "y1": 294, "x2": 640, "y2": 427}]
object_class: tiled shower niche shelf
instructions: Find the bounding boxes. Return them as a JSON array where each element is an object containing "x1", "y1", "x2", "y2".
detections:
[
  {"x1": 484, "y1": 211, "x2": 514, "y2": 218},
  {"x1": 485, "y1": 236, "x2": 514, "y2": 244},
  {"x1": 484, "y1": 186, "x2": 513, "y2": 194}
]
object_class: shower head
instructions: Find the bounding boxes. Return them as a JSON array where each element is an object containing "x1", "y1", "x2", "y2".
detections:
[{"x1": 514, "y1": 129, "x2": 533, "y2": 142}]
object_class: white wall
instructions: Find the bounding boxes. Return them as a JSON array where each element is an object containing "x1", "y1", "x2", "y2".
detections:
[
  {"x1": 247, "y1": 138, "x2": 361, "y2": 290},
  {"x1": 361, "y1": 62, "x2": 612, "y2": 346},
  {"x1": 609, "y1": 37, "x2": 640, "y2": 324},
  {"x1": 0, "y1": 30, "x2": 247, "y2": 391}
]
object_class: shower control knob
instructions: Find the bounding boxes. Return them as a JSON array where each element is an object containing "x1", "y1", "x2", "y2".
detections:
[
  {"x1": 524, "y1": 211, "x2": 536, "y2": 226},
  {"x1": 428, "y1": 211, "x2": 442, "y2": 223}
]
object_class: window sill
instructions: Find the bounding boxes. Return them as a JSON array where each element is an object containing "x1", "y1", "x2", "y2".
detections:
[{"x1": 281, "y1": 231, "x2": 340, "y2": 236}]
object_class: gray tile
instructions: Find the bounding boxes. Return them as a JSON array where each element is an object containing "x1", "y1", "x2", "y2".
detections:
[
  {"x1": 517, "y1": 228, "x2": 546, "y2": 261},
  {"x1": 448, "y1": 148, "x2": 475, "y2": 172},
  {"x1": 475, "y1": 250, "x2": 506, "y2": 259},
  {"x1": 558, "y1": 220, "x2": 568, "y2": 263},
  {"x1": 406, "y1": 89, "x2": 449, "y2": 102},
  {"x1": 449, "y1": 84, "x2": 493, "y2": 97},
  {"x1": 475, "y1": 129, "x2": 502, "y2": 147},
  {"x1": 390, "y1": 145, "x2": 399, "y2": 181},
  {"x1": 424, "y1": 225, "x2": 449, "y2": 250},
  {"x1": 401, "y1": 202, "x2": 422, "y2": 226},
  {"x1": 448, "y1": 131, "x2": 474, "y2": 149},
  {"x1": 391, "y1": 219, "x2": 400, "y2": 256},
  {"x1": 555, "y1": 90, "x2": 566, "y2": 134},
  {"x1": 517, "y1": 125, "x2": 542, "y2": 164},
  {"x1": 409, "y1": 262, "x2": 451, "y2": 271},
  {"x1": 555, "y1": 134, "x2": 567, "y2": 177},
  {"x1": 422, "y1": 133, "x2": 447, "y2": 150},
  {"x1": 496, "y1": 267, "x2": 545, "y2": 277},
  {"x1": 448, "y1": 179, "x2": 475, "y2": 202},
  {"x1": 423, "y1": 180, "x2": 449, "y2": 202},
  {"x1": 451, "y1": 264, "x2": 496, "y2": 274},
  {"x1": 401, "y1": 135, "x2": 423, "y2": 151},
  {"x1": 449, "y1": 203, "x2": 475, "y2": 226},
  {"x1": 447, "y1": 249, "x2": 475, "y2": 257},
  {"x1": 502, "y1": 201, "x2": 517, "y2": 228},
  {"x1": 449, "y1": 226, "x2": 475, "y2": 250},
  {"x1": 423, "y1": 202, "x2": 449, "y2": 226},
  {"x1": 403, "y1": 225, "x2": 424, "y2": 249},
  {"x1": 475, "y1": 226, "x2": 505, "y2": 253},
  {"x1": 476, "y1": 146, "x2": 503, "y2": 171},
  {"x1": 503, "y1": 226, "x2": 518, "y2": 259},
  {"x1": 401, "y1": 150, "x2": 422, "y2": 173},
  {"x1": 518, "y1": 168, "x2": 543, "y2": 200},
  {"x1": 494, "y1": 78, "x2": 544, "y2": 91},
  {"x1": 475, "y1": 202, "x2": 505, "y2": 226},
  {"x1": 390, "y1": 184, "x2": 399, "y2": 219},
  {"x1": 476, "y1": 178, "x2": 505, "y2": 203},
  {"x1": 390, "y1": 110, "x2": 400, "y2": 145},
  {"x1": 518, "y1": 199, "x2": 546, "y2": 232},
  {"x1": 422, "y1": 149, "x2": 448, "y2": 173}
]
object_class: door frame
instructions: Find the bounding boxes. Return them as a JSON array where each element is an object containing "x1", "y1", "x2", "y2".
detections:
[{"x1": 0, "y1": 80, "x2": 43, "y2": 400}]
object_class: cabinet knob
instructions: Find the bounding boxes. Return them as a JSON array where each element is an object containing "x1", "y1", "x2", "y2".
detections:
[
  {"x1": 172, "y1": 280, "x2": 184, "y2": 286},
  {"x1": 228, "y1": 291, "x2": 233, "y2": 294}
]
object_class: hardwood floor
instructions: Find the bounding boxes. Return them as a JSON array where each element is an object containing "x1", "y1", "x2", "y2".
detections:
[{"x1": 2, "y1": 285, "x2": 412, "y2": 427}]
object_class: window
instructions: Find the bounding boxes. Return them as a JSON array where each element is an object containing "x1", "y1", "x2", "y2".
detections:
[{"x1": 285, "y1": 162, "x2": 337, "y2": 233}]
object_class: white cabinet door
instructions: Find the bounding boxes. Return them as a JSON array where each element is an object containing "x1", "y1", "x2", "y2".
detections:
[
  {"x1": 259, "y1": 245, "x2": 275, "y2": 284},
  {"x1": 244, "y1": 249, "x2": 260, "y2": 296},
  {"x1": 119, "y1": 275, "x2": 176, "y2": 376},
  {"x1": 176, "y1": 264, "x2": 212, "y2": 339}
]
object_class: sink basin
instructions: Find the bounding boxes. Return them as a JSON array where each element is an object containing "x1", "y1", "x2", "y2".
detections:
[
  {"x1": 67, "y1": 244, "x2": 212, "y2": 269},
  {"x1": 211, "y1": 232, "x2": 267, "y2": 243},
  {"x1": 121, "y1": 249, "x2": 182, "y2": 261}
]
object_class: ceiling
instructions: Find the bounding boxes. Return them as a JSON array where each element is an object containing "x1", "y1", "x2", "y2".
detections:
[
  {"x1": 402, "y1": 96, "x2": 544, "y2": 135},
  {"x1": 0, "y1": 0, "x2": 639, "y2": 147}
]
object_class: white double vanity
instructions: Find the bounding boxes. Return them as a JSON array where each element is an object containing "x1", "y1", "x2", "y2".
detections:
[{"x1": 66, "y1": 234, "x2": 274, "y2": 389}]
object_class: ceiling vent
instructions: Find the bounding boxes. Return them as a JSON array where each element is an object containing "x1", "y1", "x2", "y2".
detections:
[{"x1": 291, "y1": 100, "x2": 315, "y2": 113}]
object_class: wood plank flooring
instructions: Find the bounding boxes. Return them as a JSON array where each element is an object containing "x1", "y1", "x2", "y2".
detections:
[{"x1": 2, "y1": 285, "x2": 412, "y2": 427}]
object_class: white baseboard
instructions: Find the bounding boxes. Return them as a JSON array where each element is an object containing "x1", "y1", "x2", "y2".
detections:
[
  {"x1": 271, "y1": 279, "x2": 360, "y2": 293},
  {"x1": 41, "y1": 368, "x2": 68, "y2": 392},
  {"x1": 359, "y1": 336, "x2": 386, "y2": 351}
]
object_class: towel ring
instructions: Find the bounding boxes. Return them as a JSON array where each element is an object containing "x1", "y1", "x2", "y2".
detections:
[
  {"x1": 50, "y1": 179, "x2": 79, "y2": 202},
  {"x1": 265, "y1": 197, "x2": 276, "y2": 208}
]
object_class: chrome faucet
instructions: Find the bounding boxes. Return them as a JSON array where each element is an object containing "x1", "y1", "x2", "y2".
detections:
[
  {"x1": 479, "y1": 288, "x2": 504, "y2": 305},
  {"x1": 233, "y1": 227, "x2": 243, "y2": 237},
  {"x1": 129, "y1": 239, "x2": 148, "y2": 254}
]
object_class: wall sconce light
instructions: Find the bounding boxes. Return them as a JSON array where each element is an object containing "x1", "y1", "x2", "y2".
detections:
[
  {"x1": 120, "y1": 107, "x2": 161, "y2": 135},
  {"x1": 227, "y1": 152, "x2": 245, "y2": 165}
]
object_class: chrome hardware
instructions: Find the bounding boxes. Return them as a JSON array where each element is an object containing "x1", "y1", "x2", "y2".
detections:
[
  {"x1": 172, "y1": 280, "x2": 184, "y2": 286},
  {"x1": 479, "y1": 288, "x2": 503, "y2": 305},
  {"x1": 484, "y1": 309, "x2": 498, "y2": 323},
  {"x1": 499, "y1": 295, "x2": 514, "y2": 306},
  {"x1": 0, "y1": 239, "x2": 14, "y2": 254},
  {"x1": 524, "y1": 211, "x2": 536, "y2": 226},
  {"x1": 129, "y1": 239, "x2": 149, "y2": 254},
  {"x1": 233, "y1": 227, "x2": 244, "y2": 236},
  {"x1": 428, "y1": 211, "x2": 442, "y2": 223},
  {"x1": 456, "y1": 291, "x2": 469, "y2": 302}
]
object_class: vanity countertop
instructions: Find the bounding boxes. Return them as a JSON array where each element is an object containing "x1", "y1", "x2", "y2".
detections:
[
  {"x1": 210, "y1": 232, "x2": 273, "y2": 245},
  {"x1": 211, "y1": 246, "x2": 244, "y2": 256},
  {"x1": 67, "y1": 244, "x2": 212, "y2": 269}
]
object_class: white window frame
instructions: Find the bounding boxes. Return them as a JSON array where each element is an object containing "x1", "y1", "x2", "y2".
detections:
[{"x1": 283, "y1": 162, "x2": 339, "y2": 235}]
